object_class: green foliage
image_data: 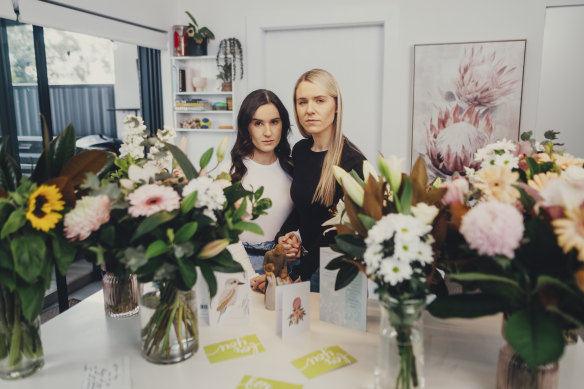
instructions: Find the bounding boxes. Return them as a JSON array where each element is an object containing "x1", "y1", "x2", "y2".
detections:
[
  {"x1": 185, "y1": 11, "x2": 215, "y2": 43},
  {"x1": 216, "y1": 37, "x2": 243, "y2": 81}
]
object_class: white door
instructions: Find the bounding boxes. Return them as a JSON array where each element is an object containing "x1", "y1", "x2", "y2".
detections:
[{"x1": 247, "y1": 15, "x2": 389, "y2": 164}]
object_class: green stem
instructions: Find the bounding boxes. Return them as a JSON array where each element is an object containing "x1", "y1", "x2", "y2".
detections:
[{"x1": 8, "y1": 297, "x2": 22, "y2": 367}]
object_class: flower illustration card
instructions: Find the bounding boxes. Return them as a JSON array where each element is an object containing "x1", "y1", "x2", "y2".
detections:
[
  {"x1": 236, "y1": 375, "x2": 303, "y2": 389},
  {"x1": 319, "y1": 247, "x2": 368, "y2": 332},
  {"x1": 291, "y1": 346, "x2": 357, "y2": 379},
  {"x1": 209, "y1": 271, "x2": 250, "y2": 326},
  {"x1": 275, "y1": 281, "x2": 310, "y2": 340},
  {"x1": 203, "y1": 334, "x2": 265, "y2": 364}
]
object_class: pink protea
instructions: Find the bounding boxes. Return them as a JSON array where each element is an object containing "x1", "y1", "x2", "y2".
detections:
[
  {"x1": 64, "y1": 195, "x2": 111, "y2": 241},
  {"x1": 456, "y1": 45, "x2": 519, "y2": 108},
  {"x1": 426, "y1": 104, "x2": 494, "y2": 177},
  {"x1": 460, "y1": 201, "x2": 524, "y2": 258},
  {"x1": 127, "y1": 184, "x2": 180, "y2": 217}
]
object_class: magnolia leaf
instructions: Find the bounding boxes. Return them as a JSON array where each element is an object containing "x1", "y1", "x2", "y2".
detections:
[
  {"x1": 131, "y1": 211, "x2": 177, "y2": 242},
  {"x1": 166, "y1": 143, "x2": 198, "y2": 180},
  {"x1": 174, "y1": 222, "x2": 198, "y2": 245},
  {"x1": 505, "y1": 309, "x2": 564, "y2": 369},
  {"x1": 50, "y1": 123, "x2": 77, "y2": 177},
  {"x1": 422, "y1": 187, "x2": 447, "y2": 206},
  {"x1": 427, "y1": 294, "x2": 504, "y2": 318},
  {"x1": 358, "y1": 214, "x2": 377, "y2": 230},
  {"x1": 409, "y1": 157, "x2": 428, "y2": 204},
  {"x1": 176, "y1": 257, "x2": 197, "y2": 289},
  {"x1": 448, "y1": 203, "x2": 471, "y2": 229},
  {"x1": 361, "y1": 177, "x2": 383, "y2": 220},
  {"x1": 45, "y1": 176, "x2": 75, "y2": 207},
  {"x1": 432, "y1": 209, "x2": 448, "y2": 247},
  {"x1": 335, "y1": 262, "x2": 360, "y2": 291},
  {"x1": 324, "y1": 256, "x2": 346, "y2": 271},
  {"x1": 343, "y1": 192, "x2": 367, "y2": 236},
  {"x1": 59, "y1": 149, "x2": 109, "y2": 186},
  {"x1": 334, "y1": 224, "x2": 354, "y2": 236},
  {"x1": 535, "y1": 275, "x2": 583, "y2": 300},
  {"x1": 335, "y1": 234, "x2": 366, "y2": 258}
]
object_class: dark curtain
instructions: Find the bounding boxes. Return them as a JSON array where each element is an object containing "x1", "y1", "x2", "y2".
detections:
[
  {"x1": 137, "y1": 47, "x2": 163, "y2": 133},
  {"x1": 0, "y1": 19, "x2": 19, "y2": 161}
]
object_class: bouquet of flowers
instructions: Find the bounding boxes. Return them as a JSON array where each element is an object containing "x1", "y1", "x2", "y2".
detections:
[
  {"x1": 428, "y1": 131, "x2": 584, "y2": 370},
  {"x1": 0, "y1": 125, "x2": 108, "y2": 379},
  {"x1": 66, "y1": 116, "x2": 271, "y2": 362},
  {"x1": 326, "y1": 157, "x2": 445, "y2": 389}
]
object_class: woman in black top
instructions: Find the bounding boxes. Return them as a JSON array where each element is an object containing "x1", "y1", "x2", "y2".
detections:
[{"x1": 277, "y1": 69, "x2": 366, "y2": 292}]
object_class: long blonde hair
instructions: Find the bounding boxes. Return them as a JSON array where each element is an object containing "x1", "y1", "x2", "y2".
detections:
[{"x1": 293, "y1": 69, "x2": 344, "y2": 206}]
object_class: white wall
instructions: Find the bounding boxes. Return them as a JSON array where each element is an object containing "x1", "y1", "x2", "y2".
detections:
[{"x1": 172, "y1": 0, "x2": 584, "y2": 166}]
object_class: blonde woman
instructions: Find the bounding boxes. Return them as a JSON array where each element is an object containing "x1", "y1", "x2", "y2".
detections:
[{"x1": 277, "y1": 69, "x2": 366, "y2": 292}]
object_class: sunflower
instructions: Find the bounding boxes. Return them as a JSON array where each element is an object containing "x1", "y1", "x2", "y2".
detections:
[
  {"x1": 26, "y1": 184, "x2": 65, "y2": 231},
  {"x1": 553, "y1": 208, "x2": 584, "y2": 262},
  {"x1": 475, "y1": 165, "x2": 520, "y2": 204}
]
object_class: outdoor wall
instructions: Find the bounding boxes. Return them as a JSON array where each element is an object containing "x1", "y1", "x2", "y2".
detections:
[{"x1": 171, "y1": 0, "x2": 584, "y2": 165}]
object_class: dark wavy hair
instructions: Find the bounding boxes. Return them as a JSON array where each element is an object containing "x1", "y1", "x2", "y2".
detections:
[{"x1": 230, "y1": 89, "x2": 293, "y2": 183}]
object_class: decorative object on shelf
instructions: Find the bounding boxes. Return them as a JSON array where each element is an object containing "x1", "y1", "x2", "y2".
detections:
[
  {"x1": 411, "y1": 40, "x2": 526, "y2": 181},
  {"x1": 226, "y1": 97, "x2": 233, "y2": 111},
  {"x1": 181, "y1": 118, "x2": 201, "y2": 129},
  {"x1": 216, "y1": 37, "x2": 243, "y2": 91},
  {"x1": 213, "y1": 102, "x2": 227, "y2": 111},
  {"x1": 427, "y1": 131, "x2": 584, "y2": 388},
  {"x1": 184, "y1": 11, "x2": 215, "y2": 56},
  {"x1": 173, "y1": 25, "x2": 187, "y2": 57},
  {"x1": 0, "y1": 125, "x2": 109, "y2": 380},
  {"x1": 192, "y1": 76, "x2": 207, "y2": 92},
  {"x1": 201, "y1": 118, "x2": 210, "y2": 128},
  {"x1": 139, "y1": 281, "x2": 198, "y2": 364},
  {"x1": 101, "y1": 272, "x2": 139, "y2": 318},
  {"x1": 324, "y1": 159, "x2": 446, "y2": 389}
]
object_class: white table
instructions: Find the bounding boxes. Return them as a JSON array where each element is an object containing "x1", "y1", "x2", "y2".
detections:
[{"x1": 5, "y1": 291, "x2": 584, "y2": 388}]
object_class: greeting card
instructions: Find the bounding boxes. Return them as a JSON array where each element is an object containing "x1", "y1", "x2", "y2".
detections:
[
  {"x1": 203, "y1": 334, "x2": 265, "y2": 364},
  {"x1": 291, "y1": 346, "x2": 357, "y2": 379},
  {"x1": 209, "y1": 271, "x2": 250, "y2": 326},
  {"x1": 236, "y1": 375, "x2": 303, "y2": 389},
  {"x1": 319, "y1": 247, "x2": 368, "y2": 331},
  {"x1": 275, "y1": 281, "x2": 310, "y2": 341}
]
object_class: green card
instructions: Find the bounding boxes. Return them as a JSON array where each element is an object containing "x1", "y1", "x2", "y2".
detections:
[
  {"x1": 204, "y1": 334, "x2": 265, "y2": 364},
  {"x1": 291, "y1": 346, "x2": 357, "y2": 379},
  {"x1": 236, "y1": 375, "x2": 303, "y2": 389}
]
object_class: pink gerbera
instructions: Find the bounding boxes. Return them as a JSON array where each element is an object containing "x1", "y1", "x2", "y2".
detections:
[
  {"x1": 127, "y1": 184, "x2": 180, "y2": 217},
  {"x1": 460, "y1": 201, "x2": 524, "y2": 258},
  {"x1": 64, "y1": 194, "x2": 111, "y2": 241}
]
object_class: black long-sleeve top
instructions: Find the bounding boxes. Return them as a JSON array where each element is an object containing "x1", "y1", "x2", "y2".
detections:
[{"x1": 277, "y1": 137, "x2": 366, "y2": 281}]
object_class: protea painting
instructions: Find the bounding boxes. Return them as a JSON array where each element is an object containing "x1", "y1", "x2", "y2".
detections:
[{"x1": 412, "y1": 40, "x2": 526, "y2": 180}]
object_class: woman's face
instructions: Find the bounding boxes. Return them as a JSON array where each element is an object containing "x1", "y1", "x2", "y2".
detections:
[
  {"x1": 295, "y1": 81, "x2": 336, "y2": 138},
  {"x1": 248, "y1": 103, "x2": 282, "y2": 158}
]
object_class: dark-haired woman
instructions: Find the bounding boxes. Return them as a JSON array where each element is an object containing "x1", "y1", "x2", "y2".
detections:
[{"x1": 221, "y1": 89, "x2": 299, "y2": 291}]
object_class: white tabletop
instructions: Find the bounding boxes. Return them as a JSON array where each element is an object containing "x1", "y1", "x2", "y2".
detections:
[{"x1": 5, "y1": 291, "x2": 584, "y2": 388}]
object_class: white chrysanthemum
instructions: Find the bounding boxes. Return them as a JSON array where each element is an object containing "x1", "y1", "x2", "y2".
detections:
[
  {"x1": 378, "y1": 257, "x2": 413, "y2": 286},
  {"x1": 64, "y1": 194, "x2": 111, "y2": 241},
  {"x1": 182, "y1": 176, "x2": 226, "y2": 221},
  {"x1": 475, "y1": 139, "x2": 519, "y2": 169},
  {"x1": 411, "y1": 203, "x2": 439, "y2": 225},
  {"x1": 363, "y1": 243, "x2": 383, "y2": 274}
]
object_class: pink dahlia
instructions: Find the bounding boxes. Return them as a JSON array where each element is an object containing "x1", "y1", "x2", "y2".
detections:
[
  {"x1": 460, "y1": 201, "x2": 524, "y2": 258},
  {"x1": 456, "y1": 45, "x2": 519, "y2": 108},
  {"x1": 127, "y1": 184, "x2": 180, "y2": 217},
  {"x1": 426, "y1": 104, "x2": 493, "y2": 177},
  {"x1": 64, "y1": 194, "x2": 111, "y2": 241}
]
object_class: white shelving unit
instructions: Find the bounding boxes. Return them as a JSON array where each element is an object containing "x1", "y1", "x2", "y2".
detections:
[{"x1": 171, "y1": 56, "x2": 235, "y2": 133}]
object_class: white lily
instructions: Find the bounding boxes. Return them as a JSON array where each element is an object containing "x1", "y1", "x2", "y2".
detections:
[
  {"x1": 363, "y1": 160, "x2": 379, "y2": 182},
  {"x1": 378, "y1": 155, "x2": 404, "y2": 192}
]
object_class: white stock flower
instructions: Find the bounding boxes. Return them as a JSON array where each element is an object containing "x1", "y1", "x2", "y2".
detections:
[
  {"x1": 128, "y1": 164, "x2": 158, "y2": 183},
  {"x1": 182, "y1": 176, "x2": 227, "y2": 221}
]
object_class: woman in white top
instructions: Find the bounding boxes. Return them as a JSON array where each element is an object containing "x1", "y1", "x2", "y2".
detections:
[{"x1": 225, "y1": 89, "x2": 299, "y2": 290}]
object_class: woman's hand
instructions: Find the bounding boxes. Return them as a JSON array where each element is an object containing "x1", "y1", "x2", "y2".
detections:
[
  {"x1": 251, "y1": 274, "x2": 266, "y2": 293},
  {"x1": 278, "y1": 232, "x2": 301, "y2": 260}
]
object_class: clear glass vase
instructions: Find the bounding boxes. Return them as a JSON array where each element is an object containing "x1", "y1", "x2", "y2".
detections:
[
  {"x1": 138, "y1": 281, "x2": 198, "y2": 364},
  {"x1": 496, "y1": 343, "x2": 559, "y2": 389},
  {"x1": 102, "y1": 272, "x2": 139, "y2": 318},
  {"x1": 0, "y1": 287, "x2": 44, "y2": 380},
  {"x1": 374, "y1": 296, "x2": 425, "y2": 389}
]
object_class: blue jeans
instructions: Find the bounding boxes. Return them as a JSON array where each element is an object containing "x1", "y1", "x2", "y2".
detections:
[{"x1": 242, "y1": 241, "x2": 276, "y2": 275}]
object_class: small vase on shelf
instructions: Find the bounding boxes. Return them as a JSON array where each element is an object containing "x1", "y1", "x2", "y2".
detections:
[
  {"x1": 102, "y1": 272, "x2": 139, "y2": 318},
  {"x1": 374, "y1": 296, "x2": 425, "y2": 389},
  {"x1": 0, "y1": 288, "x2": 44, "y2": 380},
  {"x1": 138, "y1": 281, "x2": 198, "y2": 364}
]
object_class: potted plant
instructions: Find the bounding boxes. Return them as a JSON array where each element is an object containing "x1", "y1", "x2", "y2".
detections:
[
  {"x1": 216, "y1": 37, "x2": 243, "y2": 91},
  {"x1": 184, "y1": 11, "x2": 215, "y2": 56}
]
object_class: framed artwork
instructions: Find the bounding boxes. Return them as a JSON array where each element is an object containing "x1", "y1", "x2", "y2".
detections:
[{"x1": 411, "y1": 40, "x2": 526, "y2": 180}]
